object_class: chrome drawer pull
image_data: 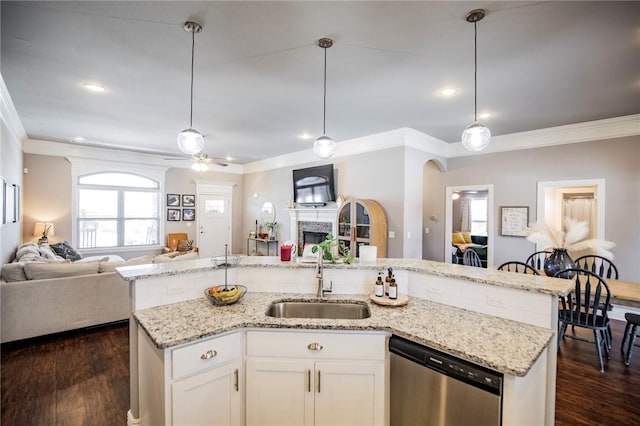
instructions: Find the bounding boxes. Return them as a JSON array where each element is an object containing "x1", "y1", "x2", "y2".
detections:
[
  {"x1": 200, "y1": 349, "x2": 217, "y2": 360},
  {"x1": 307, "y1": 342, "x2": 323, "y2": 351}
]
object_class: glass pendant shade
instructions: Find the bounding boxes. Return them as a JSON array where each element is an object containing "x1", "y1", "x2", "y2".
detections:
[
  {"x1": 177, "y1": 128, "x2": 204, "y2": 155},
  {"x1": 313, "y1": 135, "x2": 335, "y2": 159},
  {"x1": 191, "y1": 161, "x2": 208, "y2": 172},
  {"x1": 461, "y1": 122, "x2": 491, "y2": 152}
]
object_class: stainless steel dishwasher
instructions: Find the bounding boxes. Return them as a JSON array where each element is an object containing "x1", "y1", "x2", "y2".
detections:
[{"x1": 389, "y1": 335, "x2": 503, "y2": 426}]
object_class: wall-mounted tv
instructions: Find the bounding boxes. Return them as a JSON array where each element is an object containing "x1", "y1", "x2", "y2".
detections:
[{"x1": 292, "y1": 164, "x2": 336, "y2": 207}]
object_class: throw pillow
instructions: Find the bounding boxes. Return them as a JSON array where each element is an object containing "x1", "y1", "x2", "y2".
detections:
[
  {"x1": 177, "y1": 239, "x2": 194, "y2": 252},
  {"x1": 50, "y1": 241, "x2": 83, "y2": 261},
  {"x1": 39, "y1": 244, "x2": 65, "y2": 261},
  {"x1": 461, "y1": 232, "x2": 473, "y2": 244},
  {"x1": 452, "y1": 232, "x2": 466, "y2": 245}
]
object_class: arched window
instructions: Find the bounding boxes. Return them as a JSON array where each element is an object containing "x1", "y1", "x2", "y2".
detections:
[{"x1": 77, "y1": 172, "x2": 160, "y2": 249}]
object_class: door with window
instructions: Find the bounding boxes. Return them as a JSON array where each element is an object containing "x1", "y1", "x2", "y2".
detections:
[{"x1": 198, "y1": 191, "x2": 232, "y2": 257}]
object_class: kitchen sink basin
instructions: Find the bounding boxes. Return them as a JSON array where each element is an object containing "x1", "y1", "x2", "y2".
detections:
[{"x1": 266, "y1": 300, "x2": 371, "y2": 320}]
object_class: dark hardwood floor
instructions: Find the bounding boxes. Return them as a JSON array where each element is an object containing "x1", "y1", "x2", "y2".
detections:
[{"x1": 1, "y1": 319, "x2": 638, "y2": 425}]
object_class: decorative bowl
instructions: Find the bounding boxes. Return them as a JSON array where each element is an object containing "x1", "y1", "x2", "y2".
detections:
[
  {"x1": 210, "y1": 255, "x2": 242, "y2": 268},
  {"x1": 258, "y1": 233, "x2": 269, "y2": 240},
  {"x1": 204, "y1": 285, "x2": 247, "y2": 306}
]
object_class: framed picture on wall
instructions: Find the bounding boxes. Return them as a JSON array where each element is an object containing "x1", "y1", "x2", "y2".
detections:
[
  {"x1": 182, "y1": 208, "x2": 195, "y2": 221},
  {"x1": 182, "y1": 194, "x2": 195, "y2": 207},
  {"x1": 500, "y1": 206, "x2": 529, "y2": 237},
  {"x1": 167, "y1": 193, "x2": 180, "y2": 207},
  {"x1": 167, "y1": 208, "x2": 181, "y2": 221}
]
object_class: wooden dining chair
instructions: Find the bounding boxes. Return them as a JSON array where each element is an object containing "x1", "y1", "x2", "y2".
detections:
[
  {"x1": 497, "y1": 261, "x2": 539, "y2": 275},
  {"x1": 555, "y1": 268, "x2": 611, "y2": 372},
  {"x1": 463, "y1": 249, "x2": 483, "y2": 268}
]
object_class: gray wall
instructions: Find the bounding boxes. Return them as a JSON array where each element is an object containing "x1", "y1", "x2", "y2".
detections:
[
  {"x1": 423, "y1": 136, "x2": 640, "y2": 281},
  {"x1": 243, "y1": 147, "x2": 406, "y2": 258},
  {"x1": 0, "y1": 114, "x2": 23, "y2": 264}
]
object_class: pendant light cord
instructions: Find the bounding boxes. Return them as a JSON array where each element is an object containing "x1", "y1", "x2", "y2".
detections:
[
  {"x1": 322, "y1": 46, "x2": 327, "y2": 135},
  {"x1": 189, "y1": 30, "x2": 195, "y2": 128},
  {"x1": 473, "y1": 20, "x2": 478, "y2": 123}
]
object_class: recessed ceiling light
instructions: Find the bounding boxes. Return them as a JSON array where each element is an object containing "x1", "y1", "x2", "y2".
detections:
[
  {"x1": 71, "y1": 137, "x2": 85, "y2": 143},
  {"x1": 298, "y1": 132, "x2": 312, "y2": 140},
  {"x1": 82, "y1": 83, "x2": 105, "y2": 92},
  {"x1": 225, "y1": 156, "x2": 233, "y2": 162},
  {"x1": 439, "y1": 87, "x2": 458, "y2": 97},
  {"x1": 478, "y1": 112, "x2": 493, "y2": 120}
]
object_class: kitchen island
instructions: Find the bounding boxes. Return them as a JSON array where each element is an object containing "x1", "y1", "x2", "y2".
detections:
[{"x1": 119, "y1": 257, "x2": 572, "y2": 426}]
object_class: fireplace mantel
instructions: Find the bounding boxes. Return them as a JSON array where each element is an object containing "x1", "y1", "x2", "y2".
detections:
[{"x1": 286, "y1": 207, "x2": 338, "y2": 248}]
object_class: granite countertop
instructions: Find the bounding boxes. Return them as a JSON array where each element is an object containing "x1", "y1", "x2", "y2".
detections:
[
  {"x1": 118, "y1": 256, "x2": 573, "y2": 297},
  {"x1": 134, "y1": 292, "x2": 554, "y2": 377}
]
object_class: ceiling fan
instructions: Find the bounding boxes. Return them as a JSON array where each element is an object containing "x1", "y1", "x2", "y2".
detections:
[{"x1": 165, "y1": 153, "x2": 229, "y2": 170}]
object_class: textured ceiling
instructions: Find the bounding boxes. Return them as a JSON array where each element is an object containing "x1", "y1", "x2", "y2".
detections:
[{"x1": 2, "y1": 1, "x2": 639, "y2": 164}]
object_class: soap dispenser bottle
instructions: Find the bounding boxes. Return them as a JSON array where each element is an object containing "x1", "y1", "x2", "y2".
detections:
[
  {"x1": 388, "y1": 278, "x2": 398, "y2": 300},
  {"x1": 385, "y1": 268, "x2": 393, "y2": 296},
  {"x1": 375, "y1": 274, "x2": 384, "y2": 297}
]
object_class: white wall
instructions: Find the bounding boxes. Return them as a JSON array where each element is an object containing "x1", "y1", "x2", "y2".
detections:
[{"x1": 0, "y1": 77, "x2": 25, "y2": 264}]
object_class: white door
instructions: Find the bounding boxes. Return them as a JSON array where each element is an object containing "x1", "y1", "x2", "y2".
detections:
[
  {"x1": 314, "y1": 361, "x2": 385, "y2": 426},
  {"x1": 245, "y1": 358, "x2": 314, "y2": 426},
  {"x1": 198, "y1": 193, "x2": 232, "y2": 257},
  {"x1": 172, "y1": 360, "x2": 242, "y2": 426}
]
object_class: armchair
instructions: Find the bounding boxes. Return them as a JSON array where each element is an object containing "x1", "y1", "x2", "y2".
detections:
[{"x1": 163, "y1": 233, "x2": 199, "y2": 254}]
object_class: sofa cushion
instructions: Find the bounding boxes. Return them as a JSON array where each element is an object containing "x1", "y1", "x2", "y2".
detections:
[
  {"x1": 153, "y1": 251, "x2": 198, "y2": 263},
  {"x1": 50, "y1": 241, "x2": 83, "y2": 261},
  {"x1": 1, "y1": 263, "x2": 28, "y2": 282},
  {"x1": 24, "y1": 260, "x2": 102, "y2": 280},
  {"x1": 99, "y1": 255, "x2": 153, "y2": 273}
]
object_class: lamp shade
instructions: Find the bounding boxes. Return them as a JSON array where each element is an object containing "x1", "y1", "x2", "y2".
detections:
[
  {"x1": 33, "y1": 222, "x2": 55, "y2": 237},
  {"x1": 313, "y1": 135, "x2": 335, "y2": 159},
  {"x1": 177, "y1": 128, "x2": 205, "y2": 155},
  {"x1": 191, "y1": 161, "x2": 208, "y2": 172},
  {"x1": 461, "y1": 123, "x2": 491, "y2": 152}
]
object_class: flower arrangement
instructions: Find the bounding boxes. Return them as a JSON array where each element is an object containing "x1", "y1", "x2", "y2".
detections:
[{"x1": 524, "y1": 218, "x2": 615, "y2": 258}]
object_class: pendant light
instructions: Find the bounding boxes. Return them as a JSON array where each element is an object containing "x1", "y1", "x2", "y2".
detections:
[
  {"x1": 177, "y1": 21, "x2": 204, "y2": 156},
  {"x1": 461, "y1": 9, "x2": 491, "y2": 152},
  {"x1": 313, "y1": 38, "x2": 335, "y2": 159}
]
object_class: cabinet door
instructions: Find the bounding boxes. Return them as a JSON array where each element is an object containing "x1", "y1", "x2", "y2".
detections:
[
  {"x1": 246, "y1": 359, "x2": 314, "y2": 426},
  {"x1": 172, "y1": 360, "x2": 242, "y2": 426},
  {"x1": 314, "y1": 361, "x2": 385, "y2": 426}
]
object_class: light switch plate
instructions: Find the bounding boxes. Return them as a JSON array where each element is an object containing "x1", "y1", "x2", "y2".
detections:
[{"x1": 388, "y1": 231, "x2": 395, "y2": 238}]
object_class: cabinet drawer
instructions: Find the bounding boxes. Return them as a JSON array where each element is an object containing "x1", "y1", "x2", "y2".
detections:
[
  {"x1": 246, "y1": 330, "x2": 387, "y2": 361},
  {"x1": 172, "y1": 331, "x2": 242, "y2": 379}
]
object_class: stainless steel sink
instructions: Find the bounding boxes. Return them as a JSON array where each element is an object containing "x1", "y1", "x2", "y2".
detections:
[{"x1": 266, "y1": 300, "x2": 371, "y2": 319}]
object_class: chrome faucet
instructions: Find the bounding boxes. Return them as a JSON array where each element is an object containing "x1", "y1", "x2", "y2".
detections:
[{"x1": 315, "y1": 246, "x2": 332, "y2": 298}]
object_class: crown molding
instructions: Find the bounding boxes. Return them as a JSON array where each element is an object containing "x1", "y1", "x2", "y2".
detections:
[
  {"x1": 0, "y1": 74, "x2": 27, "y2": 147},
  {"x1": 446, "y1": 114, "x2": 640, "y2": 157},
  {"x1": 23, "y1": 139, "x2": 244, "y2": 174}
]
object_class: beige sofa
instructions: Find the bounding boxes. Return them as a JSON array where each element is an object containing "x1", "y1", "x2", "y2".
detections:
[{"x1": 0, "y1": 243, "x2": 198, "y2": 343}]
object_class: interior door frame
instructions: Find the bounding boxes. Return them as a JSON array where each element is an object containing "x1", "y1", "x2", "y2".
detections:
[
  {"x1": 195, "y1": 182, "x2": 235, "y2": 253},
  {"x1": 536, "y1": 178, "x2": 605, "y2": 252},
  {"x1": 444, "y1": 184, "x2": 494, "y2": 266}
]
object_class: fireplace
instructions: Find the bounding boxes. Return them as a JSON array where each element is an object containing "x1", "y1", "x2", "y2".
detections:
[{"x1": 287, "y1": 207, "x2": 338, "y2": 256}]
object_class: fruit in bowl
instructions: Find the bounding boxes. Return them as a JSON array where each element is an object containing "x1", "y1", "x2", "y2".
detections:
[{"x1": 205, "y1": 285, "x2": 246, "y2": 305}]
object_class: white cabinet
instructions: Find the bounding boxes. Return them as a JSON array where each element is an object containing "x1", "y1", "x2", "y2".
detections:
[
  {"x1": 245, "y1": 330, "x2": 387, "y2": 426},
  {"x1": 138, "y1": 329, "x2": 243, "y2": 426}
]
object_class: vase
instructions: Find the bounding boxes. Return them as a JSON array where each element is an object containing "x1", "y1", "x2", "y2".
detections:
[{"x1": 543, "y1": 249, "x2": 576, "y2": 279}]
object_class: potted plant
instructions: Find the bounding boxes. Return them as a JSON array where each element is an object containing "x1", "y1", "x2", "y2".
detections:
[
  {"x1": 311, "y1": 234, "x2": 354, "y2": 264},
  {"x1": 264, "y1": 221, "x2": 277, "y2": 240}
]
